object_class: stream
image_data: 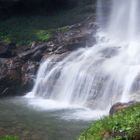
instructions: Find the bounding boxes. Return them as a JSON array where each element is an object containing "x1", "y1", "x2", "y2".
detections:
[{"x1": 0, "y1": 97, "x2": 94, "y2": 140}]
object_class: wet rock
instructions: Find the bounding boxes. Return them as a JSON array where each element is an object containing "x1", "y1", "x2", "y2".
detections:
[
  {"x1": 53, "y1": 32, "x2": 95, "y2": 54},
  {"x1": 31, "y1": 50, "x2": 43, "y2": 61},
  {"x1": 18, "y1": 43, "x2": 48, "y2": 61},
  {"x1": 109, "y1": 101, "x2": 136, "y2": 115},
  {"x1": 0, "y1": 57, "x2": 39, "y2": 96},
  {"x1": 65, "y1": 35, "x2": 87, "y2": 51},
  {"x1": 18, "y1": 50, "x2": 33, "y2": 61},
  {"x1": 0, "y1": 58, "x2": 22, "y2": 96},
  {"x1": 21, "y1": 61, "x2": 39, "y2": 93},
  {"x1": 0, "y1": 16, "x2": 97, "y2": 97},
  {"x1": 88, "y1": 22, "x2": 97, "y2": 30},
  {"x1": 17, "y1": 16, "x2": 96, "y2": 59},
  {"x1": 68, "y1": 23, "x2": 82, "y2": 31}
]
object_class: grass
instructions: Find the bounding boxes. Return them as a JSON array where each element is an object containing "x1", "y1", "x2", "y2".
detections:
[
  {"x1": 0, "y1": 4, "x2": 94, "y2": 47},
  {"x1": 0, "y1": 136, "x2": 18, "y2": 140},
  {"x1": 78, "y1": 103, "x2": 140, "y2": 140}
]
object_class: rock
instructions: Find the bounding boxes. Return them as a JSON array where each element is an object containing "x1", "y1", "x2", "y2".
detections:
[
  {"x1": 30, "y1": 41, "x2": 37, "y2": 49},
  {"x1": 88, "y1": 22, "x2": 97, "y2": 30},
  {"x1": 109, "y1": 101, "x2": 136, "y2": 115},
  {"x1": 66, "y1": 41, "x2": 86, "y2": 50},
  {"x1": 0, "y1": 57, "x2": 39, "y2": 96},
  {"x1": 53, "y1": 32, "x2": 96, "y2": 54},
  {"x1": 18, "y1": 43, "x2": 48, "y2": 61},
  {"x1": 31, "y1": 50, "x2": 43, "y2": 61},
  {"x1": 21, "y1": 61, "x2": 39, "y2": 93},
  {"x1": 0, "y1": 43, "x2": 16, "y2": 58},
  {"x1": 0, "y1": 16, "x2": 96, "y2": 97},
  {"x1": 0, "y1": 58, "x2": 22, "y2": 96},
  {"x1": 103, "y1": 131, "x2": 111, "y2": 140},
  {"x1": 18, "y1": 50, "x2": 33, "y2": 61},
  {"x1": 68, "y1": 23, "x2": 82, "y2": 30}
]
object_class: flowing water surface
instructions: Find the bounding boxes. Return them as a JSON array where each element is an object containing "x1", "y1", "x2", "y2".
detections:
[{"x1": 0, "y1": 97, "x2": 92, "y2": 140}]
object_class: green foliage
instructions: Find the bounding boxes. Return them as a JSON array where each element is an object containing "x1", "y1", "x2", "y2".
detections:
[
  {"x1": 0, "y1": 136, "x2": 18, "y2": 140},
  {"x1": 0, "y1": 17, "x2": 53, "y2": 46},
  {"x1": 0, "y1": 0, "x2": 93, "y2": 47},
  {"x1": 0, "y1": 14, "x2": 82, "y2": 46},
  {"x1": 78, "y1": 104, "x2": 140, "y2": 140}
]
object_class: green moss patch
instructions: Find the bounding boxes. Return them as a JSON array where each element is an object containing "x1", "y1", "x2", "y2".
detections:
[
  {"x1": 0, "y1": 136, "x2": 18, "y2": 140},
  {"x1": 0, "y1": 16, "x2": 53, "y2": 46}
]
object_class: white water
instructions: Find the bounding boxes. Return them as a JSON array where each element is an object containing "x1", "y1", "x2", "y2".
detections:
[{"x1": 26, "y1": 0, "x2": 140, "y2": 119}]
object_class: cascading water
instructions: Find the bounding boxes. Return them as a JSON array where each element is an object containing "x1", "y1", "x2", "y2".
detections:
[{"x1": 27, "y1": 0, "x2": 140, "y2": 118}]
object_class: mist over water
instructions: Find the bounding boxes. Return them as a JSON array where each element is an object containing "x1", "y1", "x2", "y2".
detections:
[{"x1": 26, "y1": 0, "x2": 140, "y2": 119}]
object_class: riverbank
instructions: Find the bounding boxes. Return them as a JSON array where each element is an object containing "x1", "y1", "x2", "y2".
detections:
[{"x1": 78, "y1": 103, "x2": 140, "y2": 140}]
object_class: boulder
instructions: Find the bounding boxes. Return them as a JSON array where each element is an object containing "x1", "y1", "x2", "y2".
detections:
[
  {"x1": 109, "y1": 101, "x2": 136, "y2": 115},
  {"x1": 21, "y1": 61, "x2": 39, "y2": 93},
  {"x1": 0, "y1": 58, "x2": 22, "y2": 96},
  {"x1": 0, "y1": 57, "x2": 39, "y2": 96}
]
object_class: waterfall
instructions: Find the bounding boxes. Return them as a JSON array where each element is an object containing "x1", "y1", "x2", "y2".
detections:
[
  {"x1": 106, "y1": 0, "x2": 139, "y2": 42},
  {"x1": 27, "y1": 0, "x2": 140, "y2": 115}
]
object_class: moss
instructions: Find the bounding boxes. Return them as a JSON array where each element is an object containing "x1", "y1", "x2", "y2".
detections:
[
  {"x1": 78, "y1": 103, "x2": 140, "y2": 140},
  {"x1": 0, "y1": 15, "x2": 75, "y2": 46},
  {"x1": 0, "y1": 16, "x2": 53, "y2": 46},
  {"x1": 0, "y1": 136, "x2": 18, "y2": 140}
]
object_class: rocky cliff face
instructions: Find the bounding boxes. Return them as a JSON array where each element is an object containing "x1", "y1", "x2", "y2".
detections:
[{"x1": 0, "y1": 17, "x2": 97, "y2": 96}]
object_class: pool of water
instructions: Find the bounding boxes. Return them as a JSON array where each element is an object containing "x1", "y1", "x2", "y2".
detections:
[{"x1": 0, "y1": 97, "x2": 93, "y2": 140}]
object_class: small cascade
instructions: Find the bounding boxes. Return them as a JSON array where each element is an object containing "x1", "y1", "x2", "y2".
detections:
[{"x1": 27, "y1": 0, "x2": 140, "y2": 115}]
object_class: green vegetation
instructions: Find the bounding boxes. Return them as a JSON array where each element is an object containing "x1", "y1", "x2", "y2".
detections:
[
  {"x1": 0, "y1": 136, "x2": 18, "y2": 140},
  {"x1": 0, "y1": 16, "x2": 53, "y2": 46},
  {"x1": 0, "y1": 2, "x2": 93, "y2": 46},
  {"x1": 78, "y1": 104, "x2": 140, "y2": 140}
]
